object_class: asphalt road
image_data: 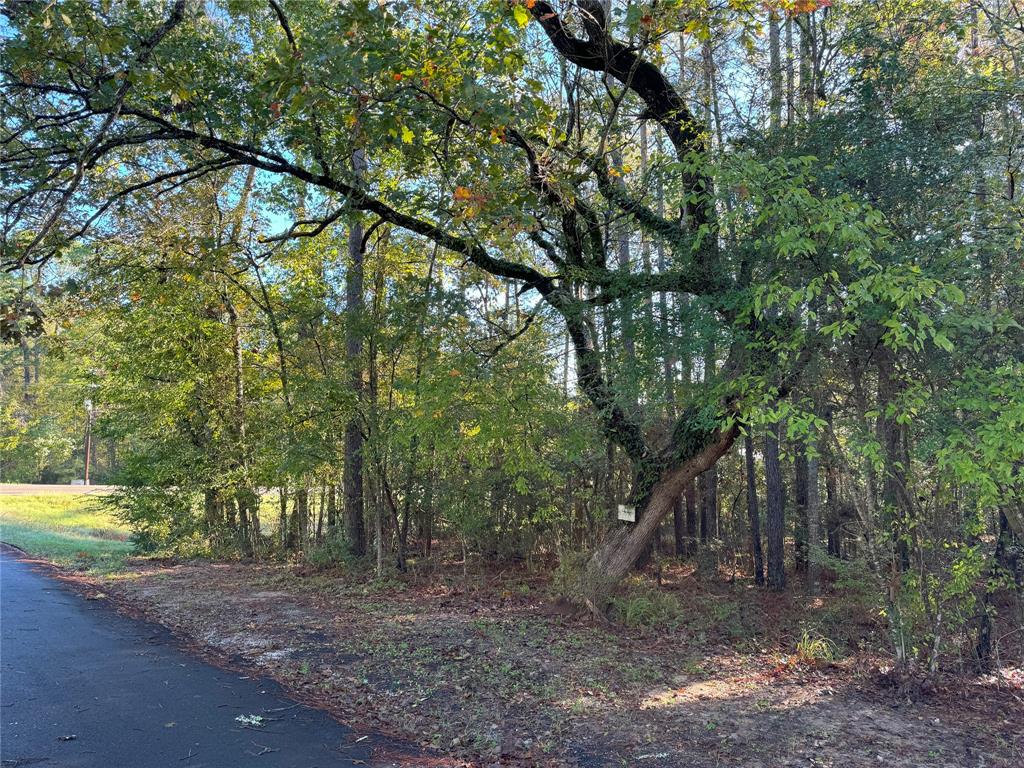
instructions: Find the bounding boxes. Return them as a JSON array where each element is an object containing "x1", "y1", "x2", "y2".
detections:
[{"x1": 0, "y1": 549, "x2": 424, "y2": 767}]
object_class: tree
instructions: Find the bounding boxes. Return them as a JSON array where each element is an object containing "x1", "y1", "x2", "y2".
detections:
[
  {"x1": 344, "y1": 148, "x2": 368, "y2": 558},
  {"x1": 744, "y1": 434, "x2": 764, "y2": 586},
  {"x1": 1, "y1": 0, "x2": 988, "y2": 614},
  {"x1": 764, "y1": 421, "x2": 786, "y2": 591}
]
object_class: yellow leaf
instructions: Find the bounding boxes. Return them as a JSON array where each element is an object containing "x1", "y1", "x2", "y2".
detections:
[
  {"x1": 512, "y1": 4, "x2": 530, "y2": 27},
  {"x1": 401, "y1": 125, "x2": 414, "y2": 144}
]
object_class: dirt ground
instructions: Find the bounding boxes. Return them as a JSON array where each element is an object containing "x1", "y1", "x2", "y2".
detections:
[{"x1": 76, "y1": 556, "x2": 1022, "y2": 768}]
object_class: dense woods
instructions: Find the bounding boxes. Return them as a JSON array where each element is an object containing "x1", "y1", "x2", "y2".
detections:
[{"x1": 2, "y1": 0, "x2": 1022, "y2": 677}]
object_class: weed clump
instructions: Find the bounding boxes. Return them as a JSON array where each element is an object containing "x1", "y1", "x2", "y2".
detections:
[
  {"x1": 795, "y1": 629, "x2": 840, "y2": 664},
  {"x1": 609, "y1": 581, "x2": 685, "y2": 629}
]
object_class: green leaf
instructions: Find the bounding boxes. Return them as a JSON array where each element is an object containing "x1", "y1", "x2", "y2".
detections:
[{"x1": 932, "y1": 331, "x2": 954, "y2": 352}]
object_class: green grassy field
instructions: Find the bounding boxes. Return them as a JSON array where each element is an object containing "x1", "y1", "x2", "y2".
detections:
[{"x1": 0, "y1": 491, "x2": 133, "y2": 571}]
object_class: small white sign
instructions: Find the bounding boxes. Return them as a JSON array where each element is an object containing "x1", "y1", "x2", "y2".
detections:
[{"x1": 617, "y1": 504, "x2": 636, "y2": 523}]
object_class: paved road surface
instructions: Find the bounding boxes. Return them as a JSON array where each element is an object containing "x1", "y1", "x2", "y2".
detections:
[{"x1": 0, "y1": 549, "x2": 424, "y2": 767}]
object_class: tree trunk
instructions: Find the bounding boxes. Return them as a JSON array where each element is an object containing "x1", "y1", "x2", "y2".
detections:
[
  {"x1": 203, "y1": 489, "x2": 221, "y2": 537},
  {"x1": 225, "y1": 496, "x2": 238, "y2": 533},
  {"x1": 673, "y1": 499, "x2": 685, "y2": 558},
  {"x1": 745, "y1": 434, "x2": 765, "y2": 586},
  {"x1": 798, "y1": 11, "x2": 815, "y2": 120},
  {"x1": 374, "y1": 478, "x2": 384, "y2": 577},
  {"x1": 765, "y1": 422, "x2": 786, "y2": 591},
  {"x1": 420, "y1": 440, "x2": 437, "y2": 557},
  {"x1": 611, "y1": 149, "x2": 636, "y2": 364},
  {"x1": 877, "y1": 347, "x2": 911, "y2": 571},
  {"x1": 701, "y1": 469, "x2": 718, "y2": 542},
  {"x1": 83, "y1": 405, "x2": 93, "y2": 485},
  {"x1": 768, "y1": 8, "x2": 782, "y2": 130},
  {"x1": 578, "y1": 426, "x2": 738, "y2": 614},
  {"x1": 825, "y1": 460, "x2": 842, "y2": 558},
  {"x1": 785, "y1": 15, "x2": 795, "y2": 126},
  {"x1": 278, "y1": 487, "x2": 288, "y2": 549},
  {"x1": 288, "y1": 487, "x2": 308, "y2": 550},
  {"x1": 235, "y1": 491, "x2": 253, "y2": 558},
  {"x1": 326, "y1": 483, "x2": 338, "y2": 531},
  {"x1": 20, "y1": 331, "x2": 33, "y2": 393},
  {"x1": 793, "y1": 440, "x2": 809, "y2": 573},
  {"x1": 315, "y1": 485, "x2": 326, "y2": 540},
  {"x1": 700, "y1": 338, "x2": 718, "y2": 542},
  {"x1": 344, "y1": 147, "x2": 367, "y2": 557},
  {"x1": 684, "y1": 480, "x2": 697, "y2": 556},
  {"x1": 807, "y1": 427, "x2": 821, "y2": 595}
]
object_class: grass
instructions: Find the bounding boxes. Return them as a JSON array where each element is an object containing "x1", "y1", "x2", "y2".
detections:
[{"x1": 0, "y1": 491, "x2": 133, "y2": 572}]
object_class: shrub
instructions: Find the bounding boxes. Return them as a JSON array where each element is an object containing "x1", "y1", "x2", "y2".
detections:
[{"x1": 303, "y1": 536, "x2": 355, "y2": 570}]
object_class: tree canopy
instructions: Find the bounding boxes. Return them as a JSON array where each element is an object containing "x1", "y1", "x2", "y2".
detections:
[{"x1": 2, "y1": 0, "x2": 1021, "y2": 668}]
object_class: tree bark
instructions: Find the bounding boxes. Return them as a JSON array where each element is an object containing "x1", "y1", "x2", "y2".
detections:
[
  {"x1": 700, "y1": 338, "x2": 718, "y2": 542},
  {"x1": 807, "y1": 428, "x2": 821, "y2": 595},
  {"x1": 326, "y1": 484, "x2": 338, "y2": 531},
  {"x1": 825, "y1": 457, "x2": 842, "y2": 558},
  {"x1": 793, "y1": 440, "x2": 808, "y2": 573},
  {"x1": 768, "y1": 8, "x2": 782, "y2": 130},
  {"x1": 876, "y1": 346, "x2": 911, "y2": 571},
  {"x1": 745, "y1": 434, "x2": 765, "y2": 586},
  {"x1": 765, "y1": 422, "x2": 786, "y2": 591},
  {"x1": 785, "y1": 15, "x2": 795, "y2": 126},
  {"x1": 684, "y1": 479, "x2": 698, "y2": 557},
  {"x1": 344, "y1": 147, "x2": 367, "y2": 557},
  {"x1": 278, "y1": 487, "x2": 288, "y2": 550},
  {"x1": 797, "y1": 12, "x2": 815, "y2": 120},
  {"x1": 701, "y1": 469, "x2": 717, "y2": 542}
]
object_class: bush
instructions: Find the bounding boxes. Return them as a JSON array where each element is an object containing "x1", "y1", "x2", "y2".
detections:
[
  {"x1": 303, "y1": 535, "x2": 356, "y2": 570},
  {"x1": 103, "y1": 485, "x2": 199, "y2": 553}
]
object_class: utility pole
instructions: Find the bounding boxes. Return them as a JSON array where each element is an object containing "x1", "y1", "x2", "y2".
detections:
[{"x1": 83, "y1": 398, "x2": 94, "y2": 485}]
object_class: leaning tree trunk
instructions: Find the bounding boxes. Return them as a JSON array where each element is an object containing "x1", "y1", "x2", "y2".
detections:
[{"x1": 578, "y1": 425, "x2": 738, "y2": 614}]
